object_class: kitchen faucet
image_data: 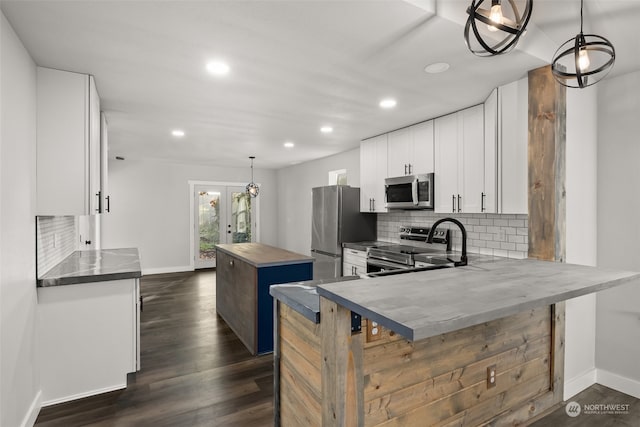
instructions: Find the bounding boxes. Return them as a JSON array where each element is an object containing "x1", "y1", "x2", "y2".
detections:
[{"x1": 427, "y1": 217, "x2": 468, "y2": 267}]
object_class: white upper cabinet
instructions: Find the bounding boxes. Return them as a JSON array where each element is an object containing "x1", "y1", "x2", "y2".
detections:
[
  {"x1": 387, "y1": 127, "x2": 412, "y2": 177},
  {"x1": 434, "y1": 105, "x2": 487, "y2": 214},
  {"x1": 434, "y1": 112, "x2": 460, "y2": 213},
  {"x1": 360, "y1": 134, "x2": 388, "y2": 213},
  {"x1": 411, "y1": 120, "x2": 435, "y2": 175},
  {"x1": 483, "y1": 88, "x2": 498, "y2": 213},
  {"x1": 37, "y1": 67, "x2": 102, "y2": 215},
  {"x1": 100, "y1": 112, "x2": 110, "y2": 213},
  {"x1": 497, "y1": 78, "x2": 528, "y2": 214},
  {"x1": 461, "y1": 105, "x2": 486, "y2": 213},
  {"x1": 386, "y1": 121, "x2": 434, "y2": 177}
]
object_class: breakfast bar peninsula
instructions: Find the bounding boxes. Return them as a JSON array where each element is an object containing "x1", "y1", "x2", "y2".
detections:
[{"x1": 270, "y1": 258, "x2": 640, "y2": 426}]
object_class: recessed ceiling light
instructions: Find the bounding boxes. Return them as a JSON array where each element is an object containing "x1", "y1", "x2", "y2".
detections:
[
  {"x1": 284, "y1": 141, "x2": 295, "y2": 148},
  {"x1": 424, "y1": 62, "x2": 450, "y2": 74},
  {"x1": 206, "y1": 60, "x2": 230, "y2": 76},
  {"x1": 320, "y1": 126, "x2": 333, "y2": 134},
  {"x1": 171, "y1": 129, "x2": 185, "y2": 137},
  {"x1": 379, "y1": 98, "x2": 397, "y2": 109}
]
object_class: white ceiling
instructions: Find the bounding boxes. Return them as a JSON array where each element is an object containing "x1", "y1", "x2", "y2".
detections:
[{"x1": 2, "y1": 0, "x2": 639, "y2": 169}]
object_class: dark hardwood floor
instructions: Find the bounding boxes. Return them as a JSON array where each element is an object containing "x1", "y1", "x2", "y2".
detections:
[{"x1": 35, "y1": 270, "x2": 639, "y2": 426}]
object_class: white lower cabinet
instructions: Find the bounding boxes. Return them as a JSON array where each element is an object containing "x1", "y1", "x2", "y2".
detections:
[
  {"x1": 342, "y1": 248, "x2": 367, "y2": 276},
  {"x1": 38, "y1": 278, "x2": 140, "y2": 405}
]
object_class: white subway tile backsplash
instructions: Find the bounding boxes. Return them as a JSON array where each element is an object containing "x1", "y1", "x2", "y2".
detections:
[
  {"x1": 376, "y1": 212, "x2": 530, "y2": 260},
  {"x1": 487, "y1": 241, "x2": 502, "y2": 249},
  {"x1": 508, "y1": 235, "x2": 526, "y2": 244},
  {"x1": 36, "y1": 216, "x2": 77, "y2": 277},
  {"x1": 500, "y1": 242, "x2": 517, "y2": 251}
]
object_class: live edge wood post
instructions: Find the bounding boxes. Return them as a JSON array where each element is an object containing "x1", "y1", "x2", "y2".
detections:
[
  {"x1": 320, "y1": 297, "x2": 364, "y2": 427},
  {"x1": 528, "y1": 65, "x2": 566, "y2": 263},
  {"x1": 528, "y1": 65, "x2": 566, "y2": 405}
]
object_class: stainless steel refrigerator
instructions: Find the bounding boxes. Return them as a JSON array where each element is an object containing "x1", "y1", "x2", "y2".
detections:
[{"x1": 311, "y1": 186, "x2": 376, "y2": 280}]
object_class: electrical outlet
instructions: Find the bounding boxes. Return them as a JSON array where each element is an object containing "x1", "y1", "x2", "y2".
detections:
[
  {"x1": 487, "y1": 364, "x2": 497, "y2": 388},
  {"x1": 367, "y1": 320, "x2": 381, "y2": 342}
]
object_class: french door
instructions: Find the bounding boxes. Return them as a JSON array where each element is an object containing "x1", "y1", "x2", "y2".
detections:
[{"x1": 194, "y1": 185, "x2": 255, "y2": 269}]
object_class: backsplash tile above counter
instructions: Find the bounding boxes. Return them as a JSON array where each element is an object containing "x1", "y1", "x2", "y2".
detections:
[
  {"x1": 36, "y1": 216, "x2": 77, "y2": 277},
  {"x1": 377, "y1": 211, "x2": 529, "y2": 259}
]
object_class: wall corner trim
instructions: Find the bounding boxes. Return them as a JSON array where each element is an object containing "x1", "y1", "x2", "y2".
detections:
[
  {"x1": 20, "y1": 390, "x2": 42, "y2": 427},
  {"x1": 564, "y1": 368, "x2": 597, "y2": 401}
]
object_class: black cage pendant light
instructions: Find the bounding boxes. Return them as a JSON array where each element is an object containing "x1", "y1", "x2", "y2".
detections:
[
  {"x1": 246, "y1": 156, "x2": 259, "y2": 198},
  {"x1": 464, "y1": 0, "x2": 533, "y2": 56},
  {"x1": 551, "y1": 0, "x2": 615, "y2": 88}
]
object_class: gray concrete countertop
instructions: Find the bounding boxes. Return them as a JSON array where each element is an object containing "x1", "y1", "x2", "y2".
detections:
[
  {"x1": 316, "y1": 258, "x2": 640, "y2": 341},
  {"x1": 37, "y1": 248, "x2": 142, "y2": 287},
  {"x1": 270, "y1": 276, "x2": 360, "y2": 323},
  {"x1": 216, "y1": 243, "x2": 314, "y2": 268}
]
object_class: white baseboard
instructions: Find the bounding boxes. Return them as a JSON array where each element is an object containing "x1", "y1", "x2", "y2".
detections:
[
  {"x1": 41, "y1": 383, "x2": 126, "y2": 407},
  {"x1": 564, "y1": 368, "x2": 597, "y2": 400},
  {"x1": 20, "y1": 390, "x2": 42, "y2": 427},
  {"x1": 142, "y1": 265, "x2": 193, "y2": 275},
  {"x1": 597, "y1": 368, "x2": 640, "y2": 399}
]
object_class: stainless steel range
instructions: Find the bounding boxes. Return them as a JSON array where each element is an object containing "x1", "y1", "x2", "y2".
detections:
[{"x1": 366, "y1": 226, "x2": 451, "y2": 275}]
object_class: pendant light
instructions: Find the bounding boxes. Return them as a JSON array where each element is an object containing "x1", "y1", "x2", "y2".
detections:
[
  {"x1": 245, "y1": 156, "x2": 259, "y2": 198},
  {"x1": 551, "y1": 0, "x2": 615, "y2": 88},
  {"x1": 464, "y1": 0, "x2": 533, "y2": 57}
]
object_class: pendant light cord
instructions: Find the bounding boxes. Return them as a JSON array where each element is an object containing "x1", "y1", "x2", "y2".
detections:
[{"x1": 580, "y1": 0, "x2": 584, "y2": 34}]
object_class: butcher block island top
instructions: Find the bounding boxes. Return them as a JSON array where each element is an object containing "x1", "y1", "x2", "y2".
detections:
[
  {"x1": 215, "y1": 242, "x2": 314, "y2": 268},
  {"x1": 317, "y1": 258, "x2": 640, "y2": 341}
]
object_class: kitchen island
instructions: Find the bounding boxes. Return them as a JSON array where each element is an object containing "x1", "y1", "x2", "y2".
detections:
[
  {"x1": 270, "y1": 258, "x2": 640, "y2": 426},
  {"x1": 215, "y1": 243, "x2": 313, "y2": 355}
]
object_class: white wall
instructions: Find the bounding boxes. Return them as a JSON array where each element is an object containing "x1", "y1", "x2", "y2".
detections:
[
  {"x1": 563, "y1": 84, "x2": 598, "y2": 399},
  {"x1": 595, "y1": 70, "x2": 640, "y2": 399},
  {"x1": 276, "y1": 148, "x2": 360, "y2": 255},
  {"x1": 102, "y1": 158, "x2": 278, "y2": 274},
  {"x1": 0, "y1": 12, "x2": 41, "y2": 427}
]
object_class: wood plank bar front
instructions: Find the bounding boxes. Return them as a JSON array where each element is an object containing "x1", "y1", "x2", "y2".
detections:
[
  {"x1": 279, "y1": 299, "x2": 567, "y2": 426},
  {"x1": 320, "y1": 297, "x2": 364, "y2": 427}
]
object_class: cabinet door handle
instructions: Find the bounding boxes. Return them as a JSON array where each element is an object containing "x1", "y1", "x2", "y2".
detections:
[
  {"x1": 106, "y1": 195, "x2": 111, "y2": 213},
  {"x1": 458, "y1": 194, "x2": 462, "y2": 212},
  {"x1": 96, "y1": 191, "x2": 102, "y2": 213},
  {"x1": 372, "y1": 198, "x2": 375, "y2": 212},
  {"x1": 354, "y1": 266, "x2": 358, "y2": 275},
  {"x1": 409, "y1": 164, "x2": 413, "y2": 174},
  {"x1": 481, "y1": 192, "x2": 486, "y2": 212},
  {"x1": 452, "y1": 194, "x2": 456, "y2": 213}
]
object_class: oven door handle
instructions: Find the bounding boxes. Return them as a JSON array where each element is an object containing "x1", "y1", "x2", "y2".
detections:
[
  {"x1": 412, "y1": 177, "x2": 419, "y2": 206},
  {"x1": 367, "y1": 258, "x2": 408, "y2": 270}
]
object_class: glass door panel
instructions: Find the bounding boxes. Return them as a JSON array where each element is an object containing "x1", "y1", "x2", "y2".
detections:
[
  {"x1": 195, "y1": 186, "x2": 223, "y2": 269},
  {"x1": 228, "y1": 188, "x2": 252, "y2": 243}
]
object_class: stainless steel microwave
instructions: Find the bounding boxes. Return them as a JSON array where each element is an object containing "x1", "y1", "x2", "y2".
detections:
[{"x1": 385, "y1": 173, "x2": 434, "y2": 209}]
